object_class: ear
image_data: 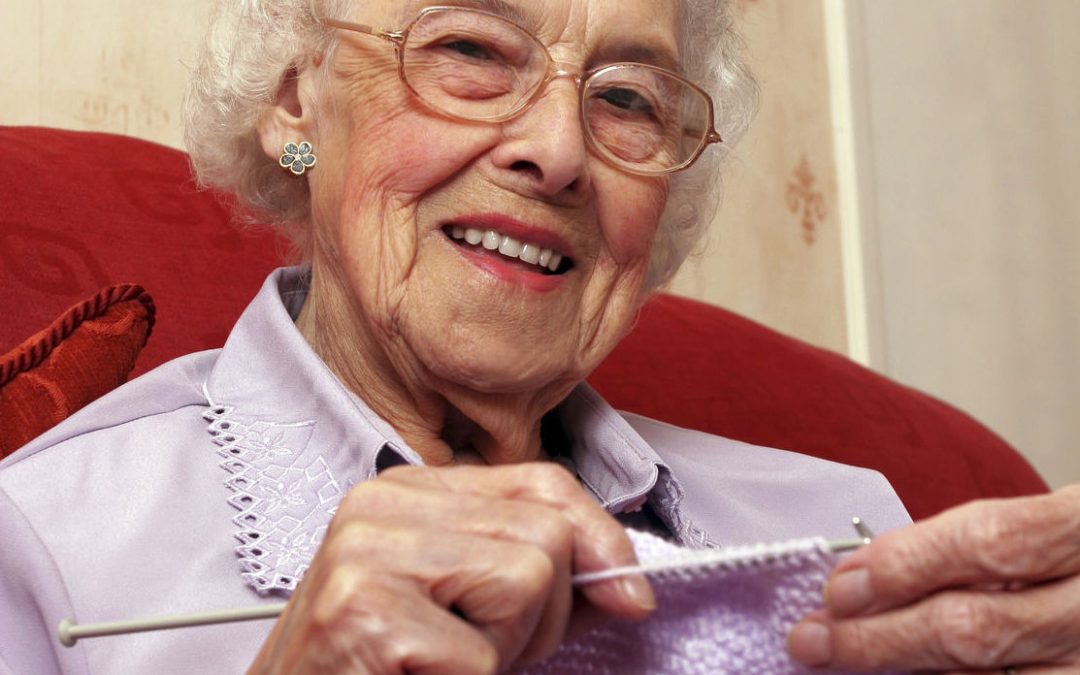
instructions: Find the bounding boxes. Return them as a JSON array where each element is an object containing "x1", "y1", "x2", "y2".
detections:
[{"x1": 258, "y1": 57, "x2": 323, "y2": 163}]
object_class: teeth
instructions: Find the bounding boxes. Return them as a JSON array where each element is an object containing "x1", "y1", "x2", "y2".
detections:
[
  {"x1": 447, "y1": 225, "x2": 569, "y2": 273},
  {"x1": 519, "y1": 244, "x2": 540, "y2": 264},
  {"x1": 498, "y1": 235, "x2": 522, "y2": 257}
]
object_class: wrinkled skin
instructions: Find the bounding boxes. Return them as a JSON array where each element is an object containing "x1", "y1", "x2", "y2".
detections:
[
  {"x1": 788, "y1": 485, "x2": 1080, "y2": 674},
  {"x1": 250, "y1": 0, "x2": 677, "y2": 671}
]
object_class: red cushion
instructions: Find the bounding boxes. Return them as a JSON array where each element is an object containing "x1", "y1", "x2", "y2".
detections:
[
  {"x1": 591, "y1": 295, "x2": 1048, "y2": 520},
  {"x1": 0, "y1": 126, "x2": 284, "y2": 377},
  {"x1": 0, "y1": 284, "x2": 155, "y2": 457}
]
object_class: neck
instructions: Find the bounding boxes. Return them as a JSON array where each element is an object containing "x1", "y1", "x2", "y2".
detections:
[{"x1": 295, "y1": 266, "x2": 565, "y2": 467}]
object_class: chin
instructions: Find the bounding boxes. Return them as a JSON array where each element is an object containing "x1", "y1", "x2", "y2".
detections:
[{"x1": 421, "y1": 338, "x2": 581, "y2": 397}]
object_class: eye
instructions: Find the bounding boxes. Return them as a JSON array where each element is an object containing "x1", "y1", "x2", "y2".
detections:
[
  {"x1": 441, "y1": 39, "x2": 494, "y2": 60},
  {"x1": 598, "y1": 87, "x2": 654, "y2": 113}
]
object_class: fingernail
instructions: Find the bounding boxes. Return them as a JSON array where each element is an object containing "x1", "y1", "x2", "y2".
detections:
[
  {"x1": 620, "y1": 575, "x2": 656, "y2": 612},
  {"x1": 788, "y1": 620, "x2": 832, "y2": 667},
  {"x1": 825, "y1": 567, "x2": 873, "y2": 616}
]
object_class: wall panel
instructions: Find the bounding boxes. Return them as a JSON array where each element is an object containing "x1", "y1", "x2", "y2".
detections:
[{"x1": 853, "y1": 0, "x2": 1080, "y2": 488}]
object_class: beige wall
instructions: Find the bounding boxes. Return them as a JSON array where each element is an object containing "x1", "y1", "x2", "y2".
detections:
[{"x1": 847, "y1": 0, "x2": 1080, "y2": 488}]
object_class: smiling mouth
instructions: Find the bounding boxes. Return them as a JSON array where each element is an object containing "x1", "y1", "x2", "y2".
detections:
[{"x1": 442, "y1": 225, "x2": 575, "y2": 275}]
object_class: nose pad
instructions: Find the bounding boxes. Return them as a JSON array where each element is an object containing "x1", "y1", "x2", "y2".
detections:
[{"x1": 489, "y1": 82, "x2": 591, "y2": 199}]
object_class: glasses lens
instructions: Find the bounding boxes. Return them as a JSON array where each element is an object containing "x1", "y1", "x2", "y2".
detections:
[
  {"x1": 402, "y1": 9, "x2": 547, "y2": 121},
  {"x1": 584, "y1": 65, "x2": 711, "y2": 173}
]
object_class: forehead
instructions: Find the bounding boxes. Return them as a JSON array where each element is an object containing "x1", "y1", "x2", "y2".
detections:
[{"x1": 380, "y1": 0, "x2": 683, "y2": 70}]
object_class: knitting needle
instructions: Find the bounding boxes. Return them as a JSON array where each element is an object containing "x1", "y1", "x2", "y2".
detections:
[
  {"x1": 57, "y1": 603, "x2": 287, "y2": 647},
  {"x1": 575, "y1": 524, "x2": 872, "y2": 584},
  {"x1": 852, "y1": 516, "x2": 876, "y2": 541},
  {"x1": 58, "y1": 518, "x2": 875, "y2": 646},
  {"x1": 830, "y1": 516, "x2": 875, "y2": 552}
]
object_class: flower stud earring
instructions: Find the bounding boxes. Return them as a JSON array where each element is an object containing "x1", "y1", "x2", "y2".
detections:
[{"x1": 279, "y1": 141, "x2": 317, "y2": 176}]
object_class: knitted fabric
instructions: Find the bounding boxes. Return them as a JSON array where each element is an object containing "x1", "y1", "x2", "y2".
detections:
[{"x1": 523, "y1": 529, "x2": 909, "y2": 675}]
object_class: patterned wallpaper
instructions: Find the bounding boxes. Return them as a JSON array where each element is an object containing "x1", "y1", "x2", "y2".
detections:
[
  {"x1": 2, "y1": 1, "x2": 204, "y2": 148},
  {"x1": 1, "y1": 0, "x2": 851, "y2": 355},
  {"x1": 668, "y1": 0, "x2": 848, "y2": 355}
]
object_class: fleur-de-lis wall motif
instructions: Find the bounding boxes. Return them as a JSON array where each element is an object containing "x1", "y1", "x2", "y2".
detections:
[{"x1": 785, "y1": 155, "x2": 826, "y2": 245}]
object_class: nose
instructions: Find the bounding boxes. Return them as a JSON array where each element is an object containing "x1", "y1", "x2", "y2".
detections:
[{"x1": 488, "y1": 76, "x2": 591, "y2": 201}]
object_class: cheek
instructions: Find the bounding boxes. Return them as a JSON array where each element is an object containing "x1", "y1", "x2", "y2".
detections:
[
  {"x1": 342, "y1": 108, "x2": 500, "y2": 200},
  {"x1": 598, "y1": 179, "x2": 669, "y2": 263},
  {"x1": 322, "y1": 58, "x2": 501, "y2": 204}
]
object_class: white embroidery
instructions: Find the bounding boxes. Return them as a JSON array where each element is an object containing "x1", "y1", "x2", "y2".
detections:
[{"x1": 202, "y1": 400, "x2": 342, "y2": 595}]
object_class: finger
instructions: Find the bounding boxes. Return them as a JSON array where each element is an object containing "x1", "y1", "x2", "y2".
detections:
[
  {"x1": 791, "y1": 572, "x2": 1080, "y2": 672},
  {"x1": 334, "y1": 470, "x2": 584, "y2": 662},
  {"x1": 314, "y1": 566, "x2": 500, "y2": 675},
  {"x1": 378, "y1": 464, "x2": 656, "y2": 618},
  {"x1": 367, "y1": 486, "x2": 577, "y2": 666},
  {"x1": 253, "y1": 564, "x2": 499, "y2": 675},
  {"x1": 324, "y1": 520, "x2": 568, "y2": 669},
  {"x1": 334, "y1": 474, "x2": 577, "y2": 659},
  {"x1": 336, "y1": 473, "x2": 577, "y2": 558},
  {"x1": 825, "y1": 485, "x2": 1080, "y2": 617}
]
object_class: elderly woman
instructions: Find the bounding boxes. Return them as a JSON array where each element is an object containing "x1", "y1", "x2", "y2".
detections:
[{"x1": 3, "y1": 0, "x2": 1080, "y2": 673}]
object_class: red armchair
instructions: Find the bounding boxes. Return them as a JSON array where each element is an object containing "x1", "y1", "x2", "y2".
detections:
[{"x1": 0, "y1": 126, "x2": 1048, "y2": 520}]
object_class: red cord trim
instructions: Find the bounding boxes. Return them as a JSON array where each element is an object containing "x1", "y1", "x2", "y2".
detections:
[{"x1": 0, "y1": 284, "x2": 156, "y2": 387}]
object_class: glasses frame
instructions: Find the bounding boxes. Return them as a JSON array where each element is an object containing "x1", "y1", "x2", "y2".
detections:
[{"x1": 320, "y1": 6, "x2": 723, "y2": 176}]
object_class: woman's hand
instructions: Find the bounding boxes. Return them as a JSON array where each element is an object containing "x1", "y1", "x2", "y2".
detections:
[
  {"x1": 788, "y1": 485, "x2": 1080, "y2": 673},
  {"x1": 247, "y1": 463, "x2": 655, "y2": 675}
]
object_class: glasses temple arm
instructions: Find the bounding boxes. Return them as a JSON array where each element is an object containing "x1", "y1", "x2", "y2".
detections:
[
  {"x1": 319, "y1": 17, "x2": 404, "y2": 44},
  {"x1": 682, "y1": 127, "x2": 724, "y2": 144}
]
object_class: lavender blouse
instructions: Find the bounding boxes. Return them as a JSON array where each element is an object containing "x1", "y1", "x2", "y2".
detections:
[{"x1": 0, "y1": 267, "x2": 910, "y2": 674}]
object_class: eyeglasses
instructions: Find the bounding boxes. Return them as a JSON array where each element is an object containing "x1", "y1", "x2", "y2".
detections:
[{"x1": 321, "y1": 6, "x2": 722, "y2": 176}]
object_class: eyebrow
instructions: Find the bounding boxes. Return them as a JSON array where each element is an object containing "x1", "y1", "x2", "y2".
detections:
[{"x1": 596, "y1": 42, "x2": 682, "y2": 74}]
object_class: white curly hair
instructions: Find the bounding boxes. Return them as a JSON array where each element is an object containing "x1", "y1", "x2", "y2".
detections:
[{"x1": 184, "y1": 0, "x2": 757, "y2": 288}]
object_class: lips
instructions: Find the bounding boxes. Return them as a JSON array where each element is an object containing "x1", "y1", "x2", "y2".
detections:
[{"x1": 440, "y1": 214, "x2": 575, "y2": 276}]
